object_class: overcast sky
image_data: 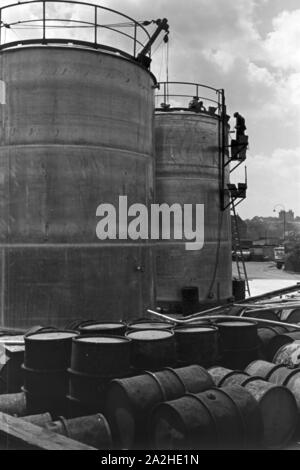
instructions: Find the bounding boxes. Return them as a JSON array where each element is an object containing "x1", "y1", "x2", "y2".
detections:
[{"x1": 1, "y1": 0, "x2": 300, "y2": 219}]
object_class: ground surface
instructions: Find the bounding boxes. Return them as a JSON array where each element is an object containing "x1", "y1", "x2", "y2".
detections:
[{"x1": 232, "y1": 261, "x2": 300, "y2": 297}]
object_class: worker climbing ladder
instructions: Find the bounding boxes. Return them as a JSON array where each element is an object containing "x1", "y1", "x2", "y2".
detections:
[{"x1": 231, "y1": 202, "x2": 251, "y2": 296}]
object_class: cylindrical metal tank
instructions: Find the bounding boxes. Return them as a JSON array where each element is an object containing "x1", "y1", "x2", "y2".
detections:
[
  {"x1": 0, "y1": 46, "x2": 155, "y2": 328},
  {"x1": 155, "y1": 91, "x2": 232, "y2": 310}
]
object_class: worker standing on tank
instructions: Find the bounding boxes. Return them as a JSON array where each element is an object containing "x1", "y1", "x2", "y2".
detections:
[
  {"x1": 234, "y1": 112, "x2": 247, "y2": 140},
  {"x1": 189, "y1": 96, "x2": 200, "y2": 111}
]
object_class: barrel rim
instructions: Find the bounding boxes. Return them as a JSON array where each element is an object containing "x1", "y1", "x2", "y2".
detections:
[
  {"x1": 125, "y1": 328, "x2": 174, "y2": 341},
  {"x1": 281, "y1": 367, "x2": 300, "y2": 386},
  {"x1": 68, "y1": 367, "x2": 130, "y2": 380},
  {"x1": 174, "y1": 325, "x2": 218, "y2": 334},
  {"x1": 218, "y1": 370, "x2": 249, "y2": 387},
  {"x1": 241, "y1": 375, "x2": 269, "y2": 387},
  {"x1": 128, "y1": 320, "x2": 176, "y2": 326},
  {"x1": 216, "y1": 320, "x2": 258, "y2": 327},
  {"x1": 78, "y1": 321, "x2": 127, "y2": 331},
  {"x1": 25, "y1": 329, "x2": 78, "y2": 342},
  {"x1": 22, "y1": 364, "x2": 68, "y2": 375},
  {"x1": 244, "y1": 360, "x2": 284, "y2": 380},
  {"x1": 72, "y1": 334, "x2": 131, "y2": 344}
]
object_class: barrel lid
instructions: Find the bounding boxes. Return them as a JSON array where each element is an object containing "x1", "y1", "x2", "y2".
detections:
[
  {"x1": 175, "y1": 326, "x2": 217, "y2": 333},
  {"x1": 74, "y1": 335, "x2": 130, "y2": 344},
  {"x1": 26, "y1": 331, "x2": 77, "y2": 341},
  {"x1": 129, "y1": 321, "x2": 175, "y2": 329},
  {"x1": 79, "y1": 322, "x2": 125, "y2": 331},
  {"x1": 126, "y1": 329, "x2": 173, "y2": 340},
  {"x1": 217, "y1": 321, "x2": 257, "y2": 327}
]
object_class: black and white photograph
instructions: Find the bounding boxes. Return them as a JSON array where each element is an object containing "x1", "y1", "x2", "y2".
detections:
[{"x1": 0, "y1": 0, "x2": 300, "y2": 454}]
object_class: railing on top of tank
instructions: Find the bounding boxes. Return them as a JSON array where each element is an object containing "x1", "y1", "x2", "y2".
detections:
[
  {"x1": 155, "y1": 81, "x2": 226, "y2": 117},
  {"x1": 0, "y1": 0, "x2": 151, "y2": 60}
]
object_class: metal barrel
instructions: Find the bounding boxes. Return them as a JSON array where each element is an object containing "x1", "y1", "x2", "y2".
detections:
[
  {"x1": 105, "y1": 365, "x2": 213, "y2": 450},
  {"x1": 0, "y1": 344, "x2": 24, "y2": 394},
  {"x1": 45, "y1": 414, "x2": 112, "y2": 450},
  {"x1": 24, "y1": 331, "x2": 78, "y2": 370},
  {"x1": 243, "y1": 309, "x2": 279, "y2": 322},
  {"x1": 127, "y1": 320, "x2": 176, "y2": 331},
  {"x1": 278, "y1": 369, "x2": 300, "y2": 413},
  {"x1": 220, "y1": 385, "x2": 263, "y2": 449},
  {"x1": 0, "y1": 392, "x2": 27, "y2": 416},
  {"x1": 208, "y1": 366, "x2": 233, "y2": 386},
  {"x1": 280, "y1": 308, "x2": 300, "y2": 324},
  {"x1": 267, "y1": 365, "x2": 292, "y2": 385},
  {"x1": 257, "y1": 326, "x2": 288, "y2": 361},
  {"x1": 174, "y1": 326, "x2": 219, "y2": 368},
  {"x1": 78, "y1": 322, "x2": 127, "y2": 336},
  {"x1": 193, "y1": 388, "x2": 243, "y2": 449},
  {"x1": 22, "y1": 365, "x2": 68, "y2": 397},
  {"x1": 71, "y1": 336, "x2": 131, "y2": 376},
  {"x1": 272, "y1": 342, "x2": 300, "y2": 368},
  {"x1": 173, "y1": 364, "x2": 214, "y2": 393},
  {"x1": 148, "y1": 394, "x2": 218, "y2": 450},
  {"x1": 149, "y1": 386, "x2": 258, "y2": 450},
  {"x1": 68, "y1": 368, "x2": 113, "y2": 410},
  {"x1": 216, "y1": 321, "x2": 259, "y2": 369},
  {"x1": 219, "y1": 371, "x2": 250, "y2": 387},
  {"x1": 242, "y1": 377, "x2": 298, "y2": 449},
  {"x1": 245, "y1": 360, "x2": 284, "y2": 380},
  {"x1": 125, "y1": 329, "x2": 176, "y2": 371},
  {"x1": 268, "y1": 332, "x2": 300, "y2": 362},
  {"x1": 22, "y1": 412, "x2": 53, "y2": 426}
]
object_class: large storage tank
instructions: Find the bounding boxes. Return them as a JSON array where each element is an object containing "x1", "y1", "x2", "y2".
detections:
[
  {"x1": 155, "y1": 82, "x2": 232, "y2": 310},
  {"x1": 0, "y1": 3, "x2": 156, "y2": 328}
]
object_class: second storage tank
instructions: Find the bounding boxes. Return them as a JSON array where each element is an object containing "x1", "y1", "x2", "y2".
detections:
[{"x1": 155, "y1": 82, "x2": 232, "y2": 310}]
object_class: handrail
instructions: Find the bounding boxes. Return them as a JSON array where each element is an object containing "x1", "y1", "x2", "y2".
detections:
[
  {"x1": 155, "y1": 81, "x2": 224, "y2": 111},
  {"x1": 0, "y1": 0, "x2": 151, "y2": 60}
]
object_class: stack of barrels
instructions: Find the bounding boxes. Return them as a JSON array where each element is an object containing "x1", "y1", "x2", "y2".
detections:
[
  {"x1": 23, "y1": 330, "x2": 77, "y2": 415},
  {"x1": 105, "y1": 364, "x2": 214, "y2": 449}
]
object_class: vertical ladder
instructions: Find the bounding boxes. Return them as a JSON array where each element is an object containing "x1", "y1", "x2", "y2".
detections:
[{"x1": 231, "y1": 202, "x2": 251, "y2": 296}]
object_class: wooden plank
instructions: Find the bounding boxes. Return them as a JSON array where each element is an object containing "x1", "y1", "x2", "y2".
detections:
[{"x1": 0, "y1": 412, "x2": 96, "y2": 450}]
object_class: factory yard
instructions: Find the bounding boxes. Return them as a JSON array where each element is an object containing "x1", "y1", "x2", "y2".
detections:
[
  {"x1": 233, "y1": 261, "x2": 300, "y2": 297},
  {"x1": 234, "y1": 261, "x2": 300, "y2": 281}
]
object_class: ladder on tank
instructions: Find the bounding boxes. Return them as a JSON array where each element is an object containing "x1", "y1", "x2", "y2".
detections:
[{"x1": 231, "y1": 202, "x2": 251, "y2": 296}]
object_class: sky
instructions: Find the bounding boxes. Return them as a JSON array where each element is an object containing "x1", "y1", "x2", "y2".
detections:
[{"x1": 1, "y1": 0, "x2": 300, "y2": 219}]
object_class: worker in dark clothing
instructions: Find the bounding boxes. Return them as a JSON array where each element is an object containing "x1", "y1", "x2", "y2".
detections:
[
  {"x1": 160, "y1": 102, "x2": 170, "y2": 110},
  {"x1": 198, "y1": 100, "x2": 207, "y2": 112},
  {"x1": 234, "y1": 112, "x2": 246, "y2": 139},
  {"x1": 189, "y1": 96, "x2": 200, "y2": 111},
  {"x1": 189, "y1": 97, "x2": 207, "y2": 113}
]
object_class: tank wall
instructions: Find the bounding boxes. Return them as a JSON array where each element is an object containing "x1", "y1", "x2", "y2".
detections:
[
  {"x1": 155, "y1": 112, "x2": 232, "y2": 305},
  {"x1": 0, "y1": 47, "x2": 155, "y2": 328}
]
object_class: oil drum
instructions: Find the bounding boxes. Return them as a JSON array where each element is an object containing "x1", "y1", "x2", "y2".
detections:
[
  {"x1": 125, "y1": 329, "x2": 176, "y2": 371},
  {"x1": 24, "y1": 331, "x2": 78, "y2": 370},
  {"x1": 71, "y1": 336, "x2": 131, "y2": 376},
  {"x1": 242, "y1": 377, "x2": 298, "y2": 449},
  {"x1": 217, "y1": 321, "x2": 259, "y2": 369},
  {"x1": 105, "y1": 364, "x2": 213, "y2": 449},
  {"x1": 272, "y1": 342, "x2": 300, "y2": 368},
  {"x1": 45, "y1": 414, "x2": 112, "y2": 450},
  {"x1": 174, "y1": 325, "x2": 218, "y2": 367},
  {"x1": 269, "y1": 332, "x2": 300, "y2": 362}
]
